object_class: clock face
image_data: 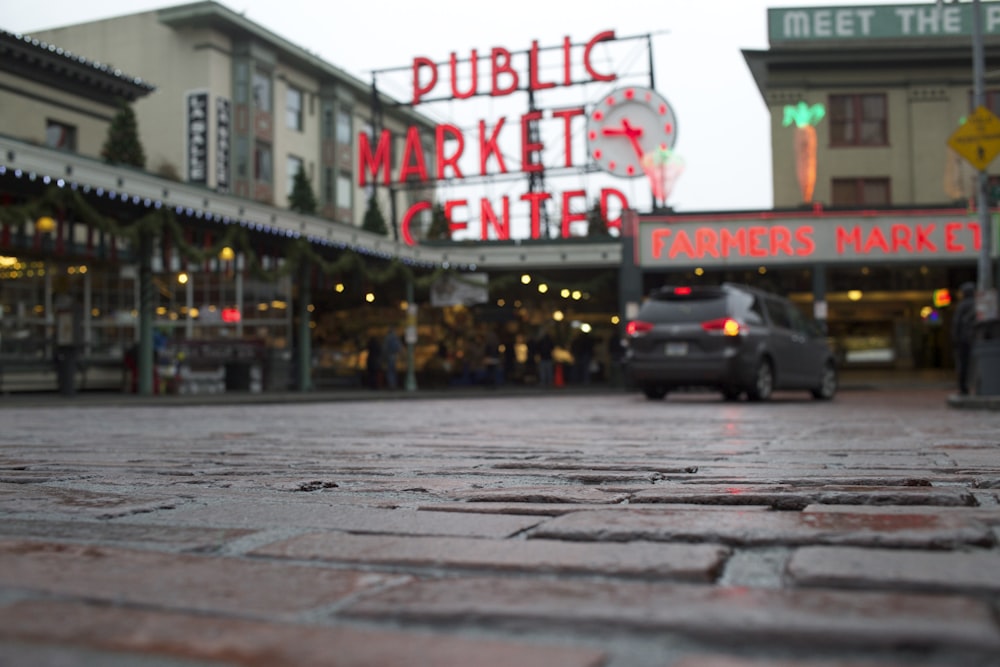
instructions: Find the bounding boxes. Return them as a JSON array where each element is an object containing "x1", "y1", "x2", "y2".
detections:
[{"x1": 586, "y1": 86, "x2": 678, "y2": 178}]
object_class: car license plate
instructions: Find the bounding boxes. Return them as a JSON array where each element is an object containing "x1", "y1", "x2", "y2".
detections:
[{"x1": 665, "y1": 342, "x2": 688, "y2": 356}]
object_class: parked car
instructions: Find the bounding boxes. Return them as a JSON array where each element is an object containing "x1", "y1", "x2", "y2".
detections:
[{"x1": 623, "y1": 283, "x2": 837, "y2": 401}]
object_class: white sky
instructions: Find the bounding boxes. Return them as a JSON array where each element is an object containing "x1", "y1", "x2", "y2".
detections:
[{"x1": 1, "y1": 0, "x2": 935, "y2": 230}]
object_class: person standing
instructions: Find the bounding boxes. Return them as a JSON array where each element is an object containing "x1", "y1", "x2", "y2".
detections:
[
  {"x1": 951, "y1": 282, "x2": 977, "y2": 395},
  {"x1": 365, "y1": 335, "x2": 382, "y2": 389},
  {"x1": 535, "y1": 328, "x2": 555, "y2": 388},
  {"x1": 382, "y1": 328, "x2": 403, "y2": 390}
]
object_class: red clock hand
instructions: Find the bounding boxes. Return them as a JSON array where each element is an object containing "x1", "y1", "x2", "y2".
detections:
[{"x1": 601, "y1": 118, "x2": 645, "y2": 161}]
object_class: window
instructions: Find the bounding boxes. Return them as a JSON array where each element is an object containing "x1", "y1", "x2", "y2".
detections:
[
  {"x1": 252, "y1": 70, "x2": 271, "y2": 112},
  {"x1": 336, "y1": 108, "x2": 352, "y2": 144},
  {"x1": 336, "y1": 172, "x2": 352, "y2": 210},
  {"x1": 234, "y1": 62, "x2": 249, "y2": 104},
  {"x1": 829, "y1": 94, "x2": 887, "y2": 146},
  {"x1": 254, "y1": 144, "x2": 272, "y2": 183},
  {"x1": 831, "y1": 178, "x2": 890, "y2": 207},
  {"x1": 287, "y1": 155, "x2": 304, "y2": 199},
  {"x1": 45, "y1": 121, "x2": 76, "y2": 151},
  {"x1": 324, "y1": 167, "x2": 334, "y2": 204},
  {"x1": 286, "y1": 87, "x2": 303, "y2": 131},
  {"x1": 322, "y1": 104, "x2": 334, "y2": 140}
]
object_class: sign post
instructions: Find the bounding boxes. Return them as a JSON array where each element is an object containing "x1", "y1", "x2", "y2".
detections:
[{"x1": 948, "y1": 0, "x2": 1000, "y2": 395}]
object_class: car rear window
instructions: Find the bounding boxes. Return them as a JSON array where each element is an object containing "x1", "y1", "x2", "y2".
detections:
[{"x1": 639, "y1": 294, "x2": 729, "y2": 323}]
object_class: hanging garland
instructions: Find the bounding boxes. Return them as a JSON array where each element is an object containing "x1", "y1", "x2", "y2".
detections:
[{"x1": 0, "y1": 185, "x2": 456, "y2": 289}]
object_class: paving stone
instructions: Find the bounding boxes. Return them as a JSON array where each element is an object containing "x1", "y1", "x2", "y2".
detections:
[
  {"x1": 451, "y1": 486, "x2": 632, "y2": 504},
  {"x1": 0, "y1": 539, "x2": 398, "y2": 615},
  {"x1": 0, "y1": 482, "x2": 183, "y2": 519},
  {"x1": 0, "y1": 519, "x2": 253, "y2": 552},
  {"x1": 528, "y1": 507, "x2": 995, "y2": 548},
  {"x1": 631, "y1": 483, "x2": 976, "y2": 510},
  {"x1": 343, "y1": 575, "x2": 1000, "y2": 650},
  {"x1": 670, "y1": 658, "x2": 912, "y2": 667},
  {"x1": 786, "y1": 545, "x2": 1000, "y2": 594},
  {"x1": 0, "y1": 599, "x2": 606, "y2": 667},
  {"x1": 419, "y1": 502, "x2": 774, "y2": 516},
  {"x1": 141, "y1": 500, "x2": 543, "y2": 537},
  {"x1": 251, "y1": 531, "x2": 730, "y2": 581}
]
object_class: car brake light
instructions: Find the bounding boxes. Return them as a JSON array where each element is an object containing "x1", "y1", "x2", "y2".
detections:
[
  {"x1": 627, "y1": 320, "x2": 654, "y2": 336},
  {"x1": 674, "y1": 286, "x2": 692, "y2": 296},
  {"x1": 701, "y1": 317, "x2": 742, "y2": 336}
]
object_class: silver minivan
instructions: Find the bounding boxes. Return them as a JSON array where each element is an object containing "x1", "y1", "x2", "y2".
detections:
[{"x1": 624, "y1": 283, "x2": 837, "y2": 401}]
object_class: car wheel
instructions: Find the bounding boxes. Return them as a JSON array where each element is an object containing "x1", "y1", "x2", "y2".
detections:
[
  {"x1": 811, "y1": 362, "x2": 837, "y2": 400},
  {"x1": 746, "y1": 359, "x2": 773, "y2": 402},
  {"x1": 642, "y1": 385, "x2": 668, "y2": 400}
]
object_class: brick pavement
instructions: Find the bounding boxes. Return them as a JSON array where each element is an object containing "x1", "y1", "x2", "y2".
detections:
[{"x1": 0, "y1": 385, "x2": 998, "y2": 666}]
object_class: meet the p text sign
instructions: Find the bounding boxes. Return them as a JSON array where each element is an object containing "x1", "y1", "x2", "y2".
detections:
[{"x1": 770, "y1": 2, "x2": 1000, "y2": 43}]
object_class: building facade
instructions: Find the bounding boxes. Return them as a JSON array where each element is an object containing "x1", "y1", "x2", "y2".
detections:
[
  {"x1": 25, "y1": 1, "x2": 436, "y2": 232},
  {"x1": 625, "y1": 2, "x2": 998, "y2": 375}
]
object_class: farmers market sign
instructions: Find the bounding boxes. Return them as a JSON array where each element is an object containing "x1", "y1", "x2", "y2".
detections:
[
  {"x1": 636, "y1": 212, "x2": 987, "y2": 268},
  {"x1": 769, "y1": 2, "x2": 1000, "y2": 43}
]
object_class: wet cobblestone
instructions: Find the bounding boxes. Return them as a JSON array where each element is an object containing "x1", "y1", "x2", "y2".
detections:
[{"x1": 0, "y1": 385, "x2": 998, "y2": 666}]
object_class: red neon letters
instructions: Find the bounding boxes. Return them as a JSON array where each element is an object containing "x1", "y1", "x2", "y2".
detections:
[
  {"x1": 412, "y1": 31, "x2": 616, "y2": 104},
  {"x1": 649, "y1": 221, "x2": 983, "y2": 261}
]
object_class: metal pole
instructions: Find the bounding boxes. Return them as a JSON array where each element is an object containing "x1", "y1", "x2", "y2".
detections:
[
  {"x1": 972, "y1": 0, "x2": 994, "y2": 298},
  {"x1": 405, "y1": 276, "x2": 417, "y2": 392}
]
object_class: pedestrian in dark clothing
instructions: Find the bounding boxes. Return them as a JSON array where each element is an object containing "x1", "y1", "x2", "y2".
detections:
[
  {"x1": 365, "y1": 335, "x2": 382, "y2": 389},
  {"x1": 951, "y1": 282, "x2": 977, "y2": 395},
  {"x1": 535, "y1": 329, "x2": 555, "y2": 387},
  {"x1": 570, "y1": 331, "x2": 596, "y2": 384}
]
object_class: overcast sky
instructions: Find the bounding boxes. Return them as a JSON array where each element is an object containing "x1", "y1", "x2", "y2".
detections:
[{"x1": 2, "y1": 0, "x2": 937, "y2": 224}]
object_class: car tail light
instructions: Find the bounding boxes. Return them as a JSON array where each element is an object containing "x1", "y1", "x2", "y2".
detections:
[
  {"x1": 626, "y1": 320, "x2": 654, "y2": 336},
  {"x1": 673, "y1": 286, "x2": 692, "y2": 296},
  {"x1": 701, "y1": 317, "x2": 743, "y2": 337}
]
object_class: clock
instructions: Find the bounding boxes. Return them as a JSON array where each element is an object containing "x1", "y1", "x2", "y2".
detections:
[{"x1": 586, "y1": 86, "x2": 678, "y2": 177}]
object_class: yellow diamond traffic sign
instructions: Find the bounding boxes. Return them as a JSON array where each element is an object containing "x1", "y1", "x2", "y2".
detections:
[{"x1": 948, "y1": 105, "x2": 1000, "y2": 172}]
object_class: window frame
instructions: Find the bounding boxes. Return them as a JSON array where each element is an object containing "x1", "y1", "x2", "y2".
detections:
[
  {"x1": 286, "y1": 87, "x2": 303, "y2": 131},
  {"x1": 828, "y1": 93, "x2": 888, "y2": 147},
  {"x1": 45, "y1": 120, "x2": 77, "y2": 152}
]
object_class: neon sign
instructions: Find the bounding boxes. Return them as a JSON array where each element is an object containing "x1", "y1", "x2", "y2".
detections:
[
  {"x1": 364, "y1": 31, "x2": 653, "y2": 246},
  {"x1": 638, "y1": 214, "x2": 984, "y2": 267}
]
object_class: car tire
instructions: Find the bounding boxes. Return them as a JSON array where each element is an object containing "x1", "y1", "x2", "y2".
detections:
[
  {"x1": 811, "y1": 362, "x2": 837, "y2": 400},
  {"x1": 746, "y1": 359, "x2": 773, "y2": 402},
  {"x1": 642, "y1": 385, "x2": 668, "y2": 400}
]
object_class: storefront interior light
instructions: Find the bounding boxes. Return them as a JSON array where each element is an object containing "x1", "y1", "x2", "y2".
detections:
[
  {"x1": 35, "y1": 216, "x2": 55, "y2": 233},
  {"x1": 177, "y1": 272, "x2": 189, "y2": 285},
  {"x1": 270, "y1": 300, "x2": 287, "y2": 309},
  {"x1": 571, "y1": 290, "x2": 582, "y2": 300},
  {"x1": 496, "y1": 299, "x2": 505, "y2": 307},
  {"x1": 218, "y1": 246, "x2": 235, "y2": 261},
  {"x1": 365, "y1": 293, "x2": 376, "y2": 303},
  {"x1": 553, "y1": 310, "x2": 565, "y2": 321},
  {"x1": 695, "y1": 267, "x2": 704, "y2": 276},
  {"x1": 758, "y1": 266, "x2": 767, "y2": 275},
  {"x1": 848, "y1": 290, "x2": 863, "y2": 301},
  {"x1": 581, "y1": 323, "x2": 593, "y2": 333},
  {"x1": 521, "y1": 274, "x2": 532, "y2": 285},
  {"x1": 611, "y1": 315, "x2": 620, "y2": 325},
  {"x1": 560, "y1": 288, "x2": 571, "y2": 298},
  {"x1": 258, "y1": 303, "x2": 268, "y2": 311},
  {"x1": 538, "y1": 283, "x2": 548, "y2": 293},
  {"x1": 335, "y1": 283, "x2": 345, "y2": 293}
]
